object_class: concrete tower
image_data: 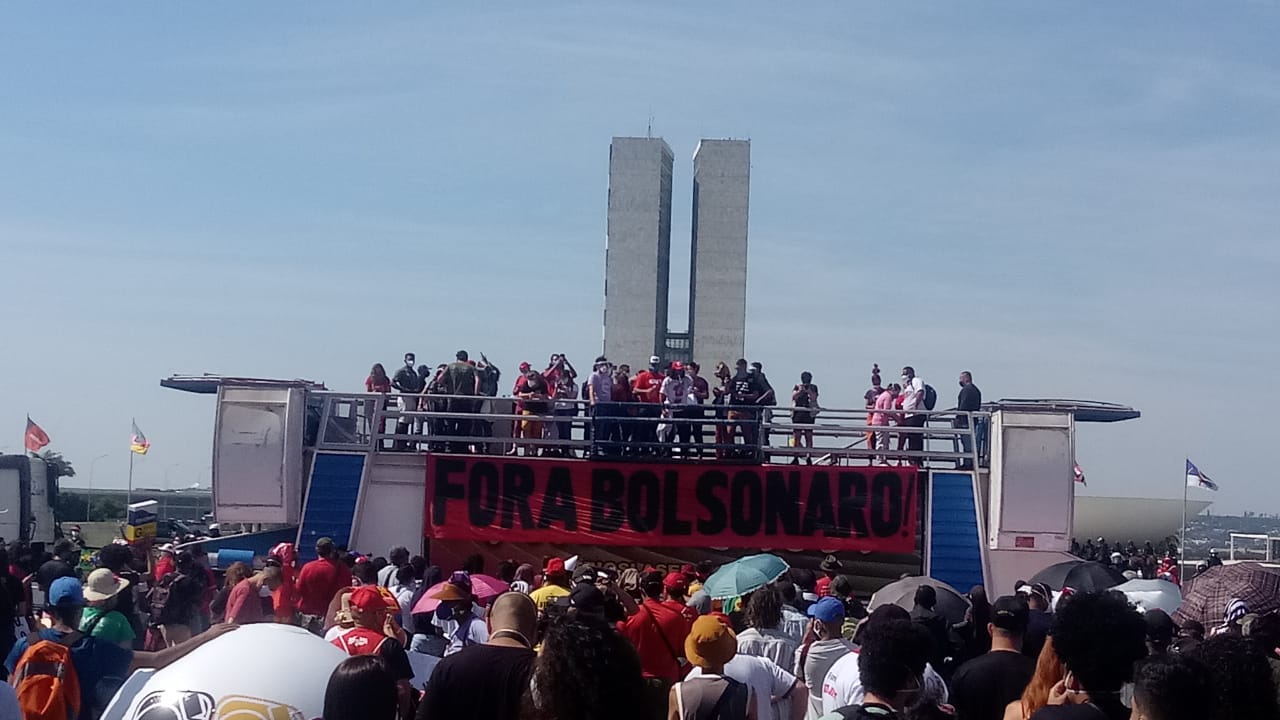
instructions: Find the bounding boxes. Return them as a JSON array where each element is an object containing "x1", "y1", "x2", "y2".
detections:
[
  {"x1": 604, "y1": 137, "x2": 674, "y2": 366},
  {"x1": 689, "y1": 139, "x2": 750, "y2": 366}
]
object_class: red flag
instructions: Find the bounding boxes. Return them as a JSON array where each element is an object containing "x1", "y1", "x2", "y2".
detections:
[{"x1": 24, "y1": 416, "x2": 50, "y2": 453}]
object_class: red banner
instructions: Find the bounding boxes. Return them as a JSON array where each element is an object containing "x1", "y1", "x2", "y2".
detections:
[{"x1": 424, "y1": 455, "x2": 918, "y2": 553}]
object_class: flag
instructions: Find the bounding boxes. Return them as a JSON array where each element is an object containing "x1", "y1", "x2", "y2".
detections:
[
  {"x1": 130, "y1": 420, "x2": 150, "y2": 456},
  {"x1": 1073, "y1": 463, "x2": 1086, "y2": 486},
  {"x1": 1186, "y1": 459, "x2": 1218, "y2": 491},
  {"x1": 24, "y1": 416, "x2": 50, "y2": 453}
]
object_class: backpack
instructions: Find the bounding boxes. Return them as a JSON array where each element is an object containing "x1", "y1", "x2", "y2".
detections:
[
  {"x1": 922, "y1": 384, "x2": 937, "y2": 411},
  {"x1": 11, "y1": 631, "x2": 83, "y2": 720}
]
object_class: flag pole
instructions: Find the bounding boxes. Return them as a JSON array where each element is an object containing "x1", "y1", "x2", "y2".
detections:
[
  {"x1": 1180, "y1": 458, "x2": 1188, "y2": 574},
  {"x1": 127, "y1": 418, "x2": 135, "y2": 509}
]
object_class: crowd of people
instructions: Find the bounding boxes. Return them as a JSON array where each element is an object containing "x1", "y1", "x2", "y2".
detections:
[
  {"x1": 365, "y1": 352, "x2": 986, "y2": 465},
  {"x1": 0, "y1": 533, "x2": 1277, "y2": 720},
  {"x1": 1068, "y1": 538, "x2": 1185, "y2": 584},
  {"x1": 304, "y1": 542, "x2": 1280, "y2": 720}
]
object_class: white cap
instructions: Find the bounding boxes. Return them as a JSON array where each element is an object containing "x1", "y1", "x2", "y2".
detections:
[{"x1": 649, "y1": 355, "x2": 660, "y2": 364}]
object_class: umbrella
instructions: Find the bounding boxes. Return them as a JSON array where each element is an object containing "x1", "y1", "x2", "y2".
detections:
[
  {"x1": 1061, "y1": 561, "x2": 1127, "y2": 592},
  {"x1": 1116, "y1": 578, "x2": 1182, "y2": 615},
  {"x1": 412, "y1": 573, "x2": 510, "y2": 614},
  {"x1": 1030, "y1": 560, "x2": 1086, "y2": 590},
  {"x1": 702, "y1": 553, "x2": 790, "y2": 600},
  {"x1": 1173, "y1": 563, "x2": 1280, "y2": 627},
  {"x1": 868, "y1": 576, "x2": 971, "y2": 625}
]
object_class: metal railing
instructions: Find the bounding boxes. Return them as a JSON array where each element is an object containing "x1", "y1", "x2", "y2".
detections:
[{"x1": 308, "y1": 391, "x2": 988, "y2": 469}]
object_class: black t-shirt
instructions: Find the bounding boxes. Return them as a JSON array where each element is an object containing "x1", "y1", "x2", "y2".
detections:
[
  {"x1": 418, "y1": 643, "x2": 535, "y2": 720},
  {"x1": 1029, "y1": 696, "x2": 1129, "y2": 720},
  {"x1": 377, "y1": 636, "x2": 415, "y2": 681},
  {"x1": 730, "y1": 372, "x2": 762, "y2": 405},
  {"x1": 522, "y1": 375, "x2": 550, "y2": 413},
  {"x1": 1024, "y1": 610, "x2": 1052, "y2": 660},
  {"x1": 393, "y1": 365, "x2": 425, "y2": 393},
  {"x1": 950, "y1": 650, "x2": 1036, "y2": 720},
  {"x1": 958, "y1": 384, "x2": 982, "y2": 412},
  {"x1": 36, "y1": 560, "x2": 77, "y2": 593},
  {"x1": 831, "y1": 702, "x2": 900, "y2": 720}
]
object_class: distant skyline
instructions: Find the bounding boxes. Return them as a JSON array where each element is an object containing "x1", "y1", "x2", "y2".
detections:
[{"x1": 2, "y1": 3, "x2": 1278, "y2": 513}]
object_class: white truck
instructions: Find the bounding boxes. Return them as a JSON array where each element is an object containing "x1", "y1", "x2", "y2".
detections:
[{"x1": 0, "y1": 454, "x2": 60, "y2": 547}]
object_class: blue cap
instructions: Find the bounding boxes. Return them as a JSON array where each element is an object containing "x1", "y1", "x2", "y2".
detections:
[
  {"x1": 48, "y1": 576, "x2": 84, "y2": 607},
  {"x1": 807, "y1": 596, "x2": 846, "y2": 623}
]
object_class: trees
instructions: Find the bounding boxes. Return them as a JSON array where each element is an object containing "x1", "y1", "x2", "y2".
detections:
[{"x1": 37, "y1": 450, "x2": 76, "y2": 480}]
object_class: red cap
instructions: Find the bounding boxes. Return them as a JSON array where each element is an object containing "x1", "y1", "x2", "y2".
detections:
[
  {"x1": 680, "y1": 563, "x2": 696, "y2": 576},
  {"x1": 349, "y1": 585, "x2": 398, "y2": 613},
  {"x1": 663, "y1": 572, "x2": 688, "y2": 592},
  {"x1": 671, "y1": 361, "x2": 684, "y2": 371},
  {"x1": 545, "y1": 558, "x2": 566, "y2": 575},
  {"x1": 520, "y1": 361, "x2": 532, "y2": 371}
]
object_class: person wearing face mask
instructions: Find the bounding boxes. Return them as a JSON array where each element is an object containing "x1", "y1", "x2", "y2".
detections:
[
  {"x1": 419, "y1": 592, "x2": 537, "y2": 720},
  {"x1": 429, "y1": 572, "x2": 489, "y2": 656},
  {"x1": 223, "y1": 562, "x2": 283, "y2": 625},
  {"x1": 897, "y1": 366, "x2": 928, "y2": 458},
  {"x1": 588, "y1": 356, "x2": 620, "y2": 457},
  {"x1": 391, "y1": 352, "x2": 424, "y2": 450},
  {"x1": 727, "y1": 359, "x2": 764, "y2": 459},
  {"x1": 632, "y1": 355, "x2": 666, "y2": 455}
]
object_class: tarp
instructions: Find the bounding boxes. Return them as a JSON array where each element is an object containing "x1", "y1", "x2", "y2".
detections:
[{"x1": 424, "y1": 455, "x2": 918, "y2": 554}]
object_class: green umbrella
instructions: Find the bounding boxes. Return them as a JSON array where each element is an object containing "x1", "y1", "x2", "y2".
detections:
[{"x1": 702, "y1": 553, "x2": 790, "y2": 600}]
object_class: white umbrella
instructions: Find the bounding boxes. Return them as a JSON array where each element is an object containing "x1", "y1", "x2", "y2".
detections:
[{"x1": 1116, "y1": 578, "x2": 1182, "y2": 615}]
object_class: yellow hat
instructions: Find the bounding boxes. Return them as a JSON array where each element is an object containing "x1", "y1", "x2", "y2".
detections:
[{"x1": 685, "y1": 615, "x2": 737, "y2": 669}]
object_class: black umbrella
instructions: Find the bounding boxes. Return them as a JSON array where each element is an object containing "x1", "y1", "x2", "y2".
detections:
[
  {"x1": 1030, "y1": 560, "x2": 1084, "y2": 590},
  {"x1": 1061, "y1": 562, "x2": 1127, "y2": 593}
]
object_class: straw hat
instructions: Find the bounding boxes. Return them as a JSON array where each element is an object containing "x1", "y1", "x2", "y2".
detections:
[
  {"x1": 83, "y1": 568, "x2": 130, "y2": 603},
  {"x1": 685, "y1": 615, "x2": 737, "y2": 669}
]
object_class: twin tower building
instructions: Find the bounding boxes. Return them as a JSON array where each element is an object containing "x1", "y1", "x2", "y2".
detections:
[{"x1": 603, "y1": 137, "x2": 751, "y2": 369}]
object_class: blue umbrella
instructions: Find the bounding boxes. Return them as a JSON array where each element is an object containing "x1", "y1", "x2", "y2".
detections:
[{"x1": 702, "y1": 553, "x2": 791, "y2": 600}]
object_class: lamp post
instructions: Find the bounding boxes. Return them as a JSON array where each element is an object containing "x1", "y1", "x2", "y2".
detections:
[{"x1": 87, "y1": 454, "x2": 109, "y2": 522}]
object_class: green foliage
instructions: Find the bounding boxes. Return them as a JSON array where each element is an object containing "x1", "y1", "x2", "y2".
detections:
[
  {"x1": 37, "y1": 450, "x2": 76, "y2": 479},
  {"x1": 54, "y1": 494, "x2": 126, "y2": 522}
]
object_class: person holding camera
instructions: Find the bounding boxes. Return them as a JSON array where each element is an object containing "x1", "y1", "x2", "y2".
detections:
[{"x1": 791, "y1": 373, "x2": 820, "y2": 464}]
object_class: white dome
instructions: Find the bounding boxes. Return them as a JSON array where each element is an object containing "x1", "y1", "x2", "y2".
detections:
[{"x1": 104, "y1": 623, "x2": 347, "y2": 720}]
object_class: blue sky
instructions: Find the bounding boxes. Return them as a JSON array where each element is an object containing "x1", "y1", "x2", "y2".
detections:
[{"x1": 1, "y1": 3, "x2": 1277, "y2": 513}]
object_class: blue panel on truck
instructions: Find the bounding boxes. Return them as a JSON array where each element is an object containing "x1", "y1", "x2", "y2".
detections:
[
  {"x1": 929, "y1": 471, "x2": 985, "y2": 593},
  {"x1": 296, "y1": 453, "x2": 366, "y2": 561}
]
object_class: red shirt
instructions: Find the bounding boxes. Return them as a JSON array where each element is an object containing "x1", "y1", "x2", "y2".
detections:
[
  {"x1": 366, "y1": 375, "x2": 391, "y2": 393},
  {"x1": 663, "y1": 599, "x2": 698, "y2": 626},
  {"x1": 620, "y1": 598, "x2": 691, "y2": 681},
  {"x1": 296, "y1": 557, "x2": 353, "y2": 616},
  {"x1": 332, "y1": 626, "x2": 390, "y2": 656},
  {"x1": 154, "y1": 555, "x2": 175, "y2": 583},
  {"x1": 632, "y1": 371, "x2": 663, "y2": 403},
  {"x1": 225, "y1": 579, "x2": 265, "y2": 625},
  {"x1": 815, "y1": 576, "x2": 833, "y2": 598}
]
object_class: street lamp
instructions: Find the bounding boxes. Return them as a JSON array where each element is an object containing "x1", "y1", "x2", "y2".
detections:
[{"x1": 88, "y1": 454, "x2": 109, "y2": 522}]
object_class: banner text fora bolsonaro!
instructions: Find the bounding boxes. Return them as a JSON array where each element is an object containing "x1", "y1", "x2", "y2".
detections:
[{"x1": 424, "y1": 455, "x2": 918, "y2": 554}]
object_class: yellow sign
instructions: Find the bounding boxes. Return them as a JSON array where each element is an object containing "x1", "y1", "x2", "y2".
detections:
[{"x1": 124, "y1": 522, "x2": 157, "y2": 542}]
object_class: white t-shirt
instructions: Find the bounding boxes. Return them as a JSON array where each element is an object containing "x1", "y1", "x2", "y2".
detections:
[
  {"x1": 376, "y1": 564, "x2": 398, "y2": 588},
  {"x1": 900, "y1": 377, "x2": 925, "y2": 413},
  {"x1": 820, "y1": 649, "x2": 947, "y2": 715},
  {"x1": 690, "y1": 653, "x2": 797, "y2": 720}
]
